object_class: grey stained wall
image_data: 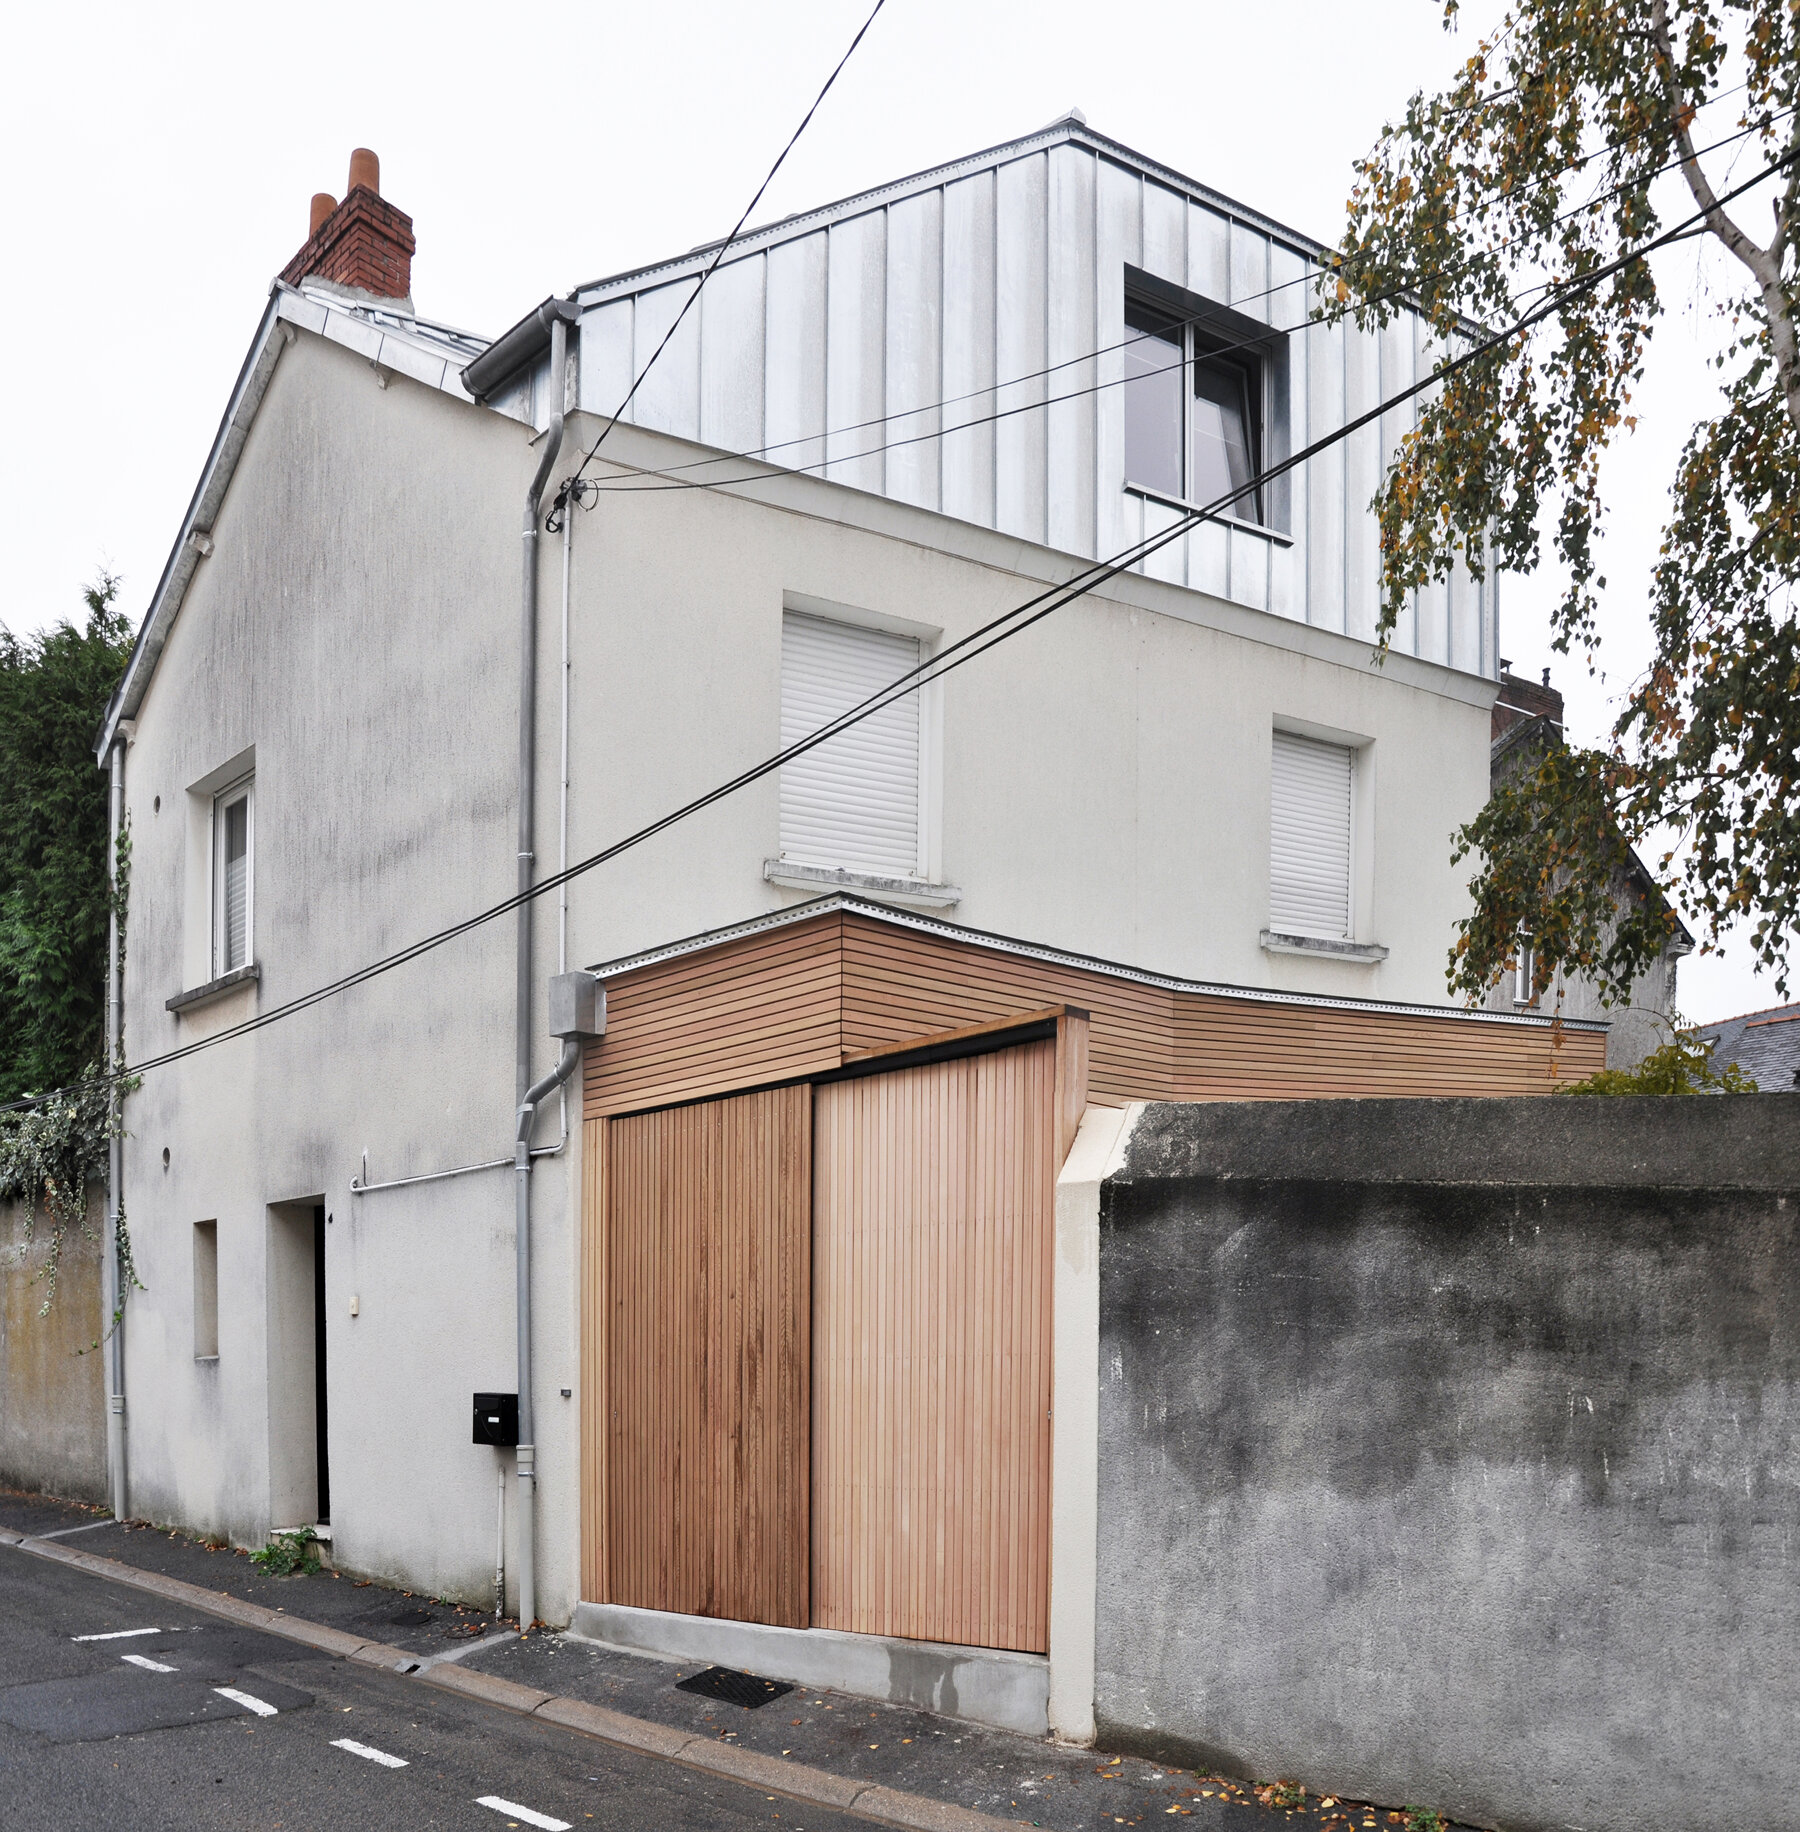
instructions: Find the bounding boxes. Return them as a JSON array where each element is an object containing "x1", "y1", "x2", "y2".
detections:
[
  {"x1": 1096, "y1": 1096, "x2": 1800, "y2": 1832},
  {"x1": 1, "y1": 1189, "x2": 106, "y2": 1503}
]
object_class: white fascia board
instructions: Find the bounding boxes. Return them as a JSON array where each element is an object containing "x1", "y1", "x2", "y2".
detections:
[
  {"x1": 96, "y1": 295, "x2": 286, "y2": 760},
  {"x1": 96, "y1": 287, "x2": 488, "y2": 761},
  {"x1": 574, "y1": 121, "x2": 1330, "y2": 308}
]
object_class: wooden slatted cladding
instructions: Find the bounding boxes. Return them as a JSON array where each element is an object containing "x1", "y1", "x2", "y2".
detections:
[
  {"x1": 601, "y1": 1087, "x2": 811, "y2": 1626},
  {"x1": 582, "y1": 907, "x2": 1600, "y2": 1119},
  {"x1": 812, "y1": 1039, "x2": 1056, "y2": 1652},
  {"x1": 585, "y1": 918, "x2": 844, "y2": 1121}
]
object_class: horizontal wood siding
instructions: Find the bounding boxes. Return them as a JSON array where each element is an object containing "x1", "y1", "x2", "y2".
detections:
[
  {"x1": 585, "y1": 916, "x2": 843, "y2": 1117},
  {"x1": 1174, "y1": 991, "x2": 1604, "y2": 1098},
  {"x1": 604, "y1": 1086, "x2": 812, "y2": 1626},
  {"x1": 581, "y1": 908, "x2": 1592, "y2": 1123},
  {"x1": 812, "y1": 1038, "x2": 1055, "y2": 1651},
  {"x1": 839, "y1": 917, "x2": 1174, "y2": 1101}
]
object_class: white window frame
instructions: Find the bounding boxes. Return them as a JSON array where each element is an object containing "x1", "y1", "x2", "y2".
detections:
[
  {"x1": 1514, "y1": 932, "x2": 1536, "y2": 1007},
  {"x1": 1123, "y1": 295, "x2": 1268, "y2": 529},
  {"x1": 776, "y1": 598, "x2": 942, "y2": 884},
  {"x1": 1268, "y1": 723, "x2": 1372, "y2": 945},
  {"x1": 211, "y1": 774, "x2": 254, "y2": 977}
]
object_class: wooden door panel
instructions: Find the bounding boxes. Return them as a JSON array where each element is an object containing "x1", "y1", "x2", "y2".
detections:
[
  {"x1": 812, "y1": 1038, "x2": 1054, "y2": 1652},
  {"x1": 604, "y1": 1085, "x2": 811, "y2": 1626}
]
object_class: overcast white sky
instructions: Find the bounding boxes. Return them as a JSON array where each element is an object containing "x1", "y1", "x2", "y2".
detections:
[{"x1": 0, "y1": 0, "x2": 1778, "y2": 1023}]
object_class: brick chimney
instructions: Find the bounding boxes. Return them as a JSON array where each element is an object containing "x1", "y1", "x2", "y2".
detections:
[
  {"x1": 1492, "y1": 661, "x2": 1565, "y2": 743},
  {"x1": 279, "y1": 149, "x2": 415, "y2": 307}
]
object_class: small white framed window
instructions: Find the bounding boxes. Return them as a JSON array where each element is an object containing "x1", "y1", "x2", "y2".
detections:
[
  {"x1": 212, "y1": 776, "x2": 253, "y2": 976},
  {"x1": 1514, "y1": 933, "x2": 1536, "y2": 1007},
  {"x1": 779, "y1": 611, "x2": 922, "y2": 877},
  {"x1": 1270, "y1": 730, "x2": 1354, "y2": 940}
]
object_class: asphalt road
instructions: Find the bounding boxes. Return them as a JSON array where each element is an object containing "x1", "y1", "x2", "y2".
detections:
[{"x1": 0, "y1": 1540, "x2": 866, "y2": 1832}]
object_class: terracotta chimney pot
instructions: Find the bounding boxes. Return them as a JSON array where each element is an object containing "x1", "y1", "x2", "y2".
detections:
[{"x1": 280, "y1": 149, "x2": 414, "y2": 304}]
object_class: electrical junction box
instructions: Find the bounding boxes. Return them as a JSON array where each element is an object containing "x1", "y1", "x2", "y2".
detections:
[
  {"x1": 472, "y1": 1392, "x2": 519, "y2": 1447},
  {"x1": 549, "y1": 971, "x2": 604, "y2": 1041}
]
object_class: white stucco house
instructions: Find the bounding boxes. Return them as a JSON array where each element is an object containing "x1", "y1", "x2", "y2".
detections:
[{"x1": 92, "y1": 121, "x2": 1598, "y2": 1739}]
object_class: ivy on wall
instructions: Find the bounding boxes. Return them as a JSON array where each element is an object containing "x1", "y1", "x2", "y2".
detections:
[{"x1": 0, "y1": 575, "x2": 137, "y2": 1320}]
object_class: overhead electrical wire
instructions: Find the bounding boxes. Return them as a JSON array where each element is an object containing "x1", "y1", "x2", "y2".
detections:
[
  {"x1": 557, "y1": 0, "x2": 888, "y2": 507},
  {"x1": 7, "y1": 146, "x2": 1792, "y2": 1119}
]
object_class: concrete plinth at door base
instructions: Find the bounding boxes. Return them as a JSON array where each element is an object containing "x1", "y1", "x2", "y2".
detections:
[{"x1": 568, "y1": 1602, "x2": 1049, "y2": 1738}]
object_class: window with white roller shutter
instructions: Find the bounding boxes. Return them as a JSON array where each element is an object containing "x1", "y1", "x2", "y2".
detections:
[
  {"x1": 779, "y1": 611, "x2": 922, "y2": 876},
  {"x1": 1269, "y1": 730, "x2": 1354, "y2": 939}
]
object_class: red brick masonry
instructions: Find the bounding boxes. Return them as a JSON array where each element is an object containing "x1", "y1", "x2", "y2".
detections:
[{"x1": 278, "y1": 186, "x2": 415, "y2": 301}]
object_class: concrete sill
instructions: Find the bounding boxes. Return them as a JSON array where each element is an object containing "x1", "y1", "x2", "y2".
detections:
[
  {"x1": 166, "y1": 963, "x2": 260, "y2": 1013},
  {"x1": 763, "y1": 859, "x2": 962, "y2": 909},
  {"x1": 1260, "y1": 930, "x2": 1390, "y2": 964}
]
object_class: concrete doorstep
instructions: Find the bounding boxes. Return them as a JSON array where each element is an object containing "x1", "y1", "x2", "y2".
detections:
[{"x1": 0, "y1": 1521, "x2": 1024, "y2": 1832}]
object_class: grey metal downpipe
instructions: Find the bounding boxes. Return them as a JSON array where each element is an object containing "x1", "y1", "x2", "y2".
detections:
[
  {"x1": 513, "y1": 1038, "x2": 578, "y2": 1633},
  {"x1": 512, "y1": 303, "x2": 576, "y2": 1633},
  {"x1": 512, "y1": 970, "x2": 603, "y2": 1636},
  {"x1": 105, "y1": 738, "x2": 127, "y2": 1521}
]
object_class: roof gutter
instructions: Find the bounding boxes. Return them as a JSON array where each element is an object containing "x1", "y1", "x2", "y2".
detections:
[{"x1": 462, "y1": 296, "x2": 580, "y2": 404}]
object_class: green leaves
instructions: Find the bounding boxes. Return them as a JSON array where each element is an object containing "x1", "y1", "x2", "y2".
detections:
[
  {"x1": 1329, "y1": 0, "x2": 1800, "y2": 1002},
  {"x1": 0, "y1": 575, "x2": 133, "y2": 1101},
  {"x1": 249, "y1": 1527, "x2": 323, "y2": 1577},
  {"x1": 0, "y1": 574, "x2": 135, "y2": 1320},
  {"x1": 1555, "y1": 1025, "x2": 1758, "y2": 1093}
]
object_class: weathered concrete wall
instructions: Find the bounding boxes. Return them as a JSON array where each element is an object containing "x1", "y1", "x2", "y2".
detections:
[
  {"x1": 0, "y1": 1187, "x2": 106, "y2": 1502},
  {"x1": 1096, "y1": 1095, "x2": 1800, "y2": 1832}
]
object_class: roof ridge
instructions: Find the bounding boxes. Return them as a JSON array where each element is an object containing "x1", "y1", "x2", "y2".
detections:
[
  {"x1": 573, "y1": 118, "x2": 1331, "y2": 304},
  {"x1": 1702, "y1": 998, "x2": 1800, "y2": 1029}
]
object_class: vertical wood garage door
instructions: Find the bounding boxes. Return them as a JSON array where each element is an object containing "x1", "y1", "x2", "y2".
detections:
[
  {"x1": 605, "y1": 1086, "x2": 811, "y2": 1627},
  {"x1": 812, "y1": 1038, "x2": 1055, "y2": 1652}
]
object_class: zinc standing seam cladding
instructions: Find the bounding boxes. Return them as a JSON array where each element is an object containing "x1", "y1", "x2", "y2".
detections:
[{"x1": 571, "y1": 122, "x2": 1495, "y2": 675}]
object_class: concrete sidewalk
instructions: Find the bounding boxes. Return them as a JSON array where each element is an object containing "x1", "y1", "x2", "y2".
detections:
[{"x1": 0, "y1": 1486, "x2": 1441, "y2": 1832}]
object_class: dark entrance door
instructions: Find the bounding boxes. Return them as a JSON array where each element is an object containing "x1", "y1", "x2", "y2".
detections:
[{"x1": 312, "y1": 1205, "x2": 330, "y2": 1524}]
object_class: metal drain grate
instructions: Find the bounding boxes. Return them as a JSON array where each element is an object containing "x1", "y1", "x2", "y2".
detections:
[{"x1": 674, "y1": 1666, "x2": 795, "y2": 1709}]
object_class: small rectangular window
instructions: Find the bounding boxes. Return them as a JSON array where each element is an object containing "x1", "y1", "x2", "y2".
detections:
[
  {"x1": 779, "y1": 611, "x2": 922, "y2": 877},
  {"x1": 1514, "y1": 933, "x2": 1536, "y2": 1006},
  {"x1": 1123, "y1": 303, "x2": 1185, "y2": 501},
  {"x1": 1270, "y1": 731, "x2": 1354, "y2": 939},
  {"x1": 194, "y1": 1221, "x2": 219, "y2": 1359},
  {"x1": 213, "y1": 778, "x2": 253, "y2": 975},
  {"x1": 1123, "y1": 294, "x2": 1265, "y2": 524},
  {"x1": 1191, "y1": 345, "x2": 1260, "y2": 521}
]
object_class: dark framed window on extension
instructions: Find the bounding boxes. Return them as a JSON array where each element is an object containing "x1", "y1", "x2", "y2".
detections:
[{"x1": 1122, "y1": 282, "x2": 1283, "y2": 531}]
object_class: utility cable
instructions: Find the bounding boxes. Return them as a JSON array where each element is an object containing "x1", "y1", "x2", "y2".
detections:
[
  {"x1": 557, "y1": 0, "x2": 887, "y2": 507},
  {"x1": 7, "y1": 146, "x2": 1792, "y2": 1118}
]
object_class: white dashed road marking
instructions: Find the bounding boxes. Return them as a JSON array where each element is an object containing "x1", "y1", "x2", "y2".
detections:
[
  {"x1": 475, "y1": 1797, "x2": 571, "y2": 1831},
  {"x1": 213, "y1": 1687, "x2": 278, "y2": 1717},
  {"x1": 73, "y1": 1627, "x2": 161, "y2": 1641},
  {"x1": 332, "y1": 1739, "x2": 408, "y2": 1768},
  {"x1": 121, "y1": 1653, "x2": 176, "y2": 1672}
]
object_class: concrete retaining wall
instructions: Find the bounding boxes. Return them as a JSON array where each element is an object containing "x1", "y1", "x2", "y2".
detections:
[
  {"x1": 1095, "y1": 1095, "x2": 1800, "y2": 1832},
  {"x1": 1, "y1": 1187, "x2": 106, "y2": 1503}
]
